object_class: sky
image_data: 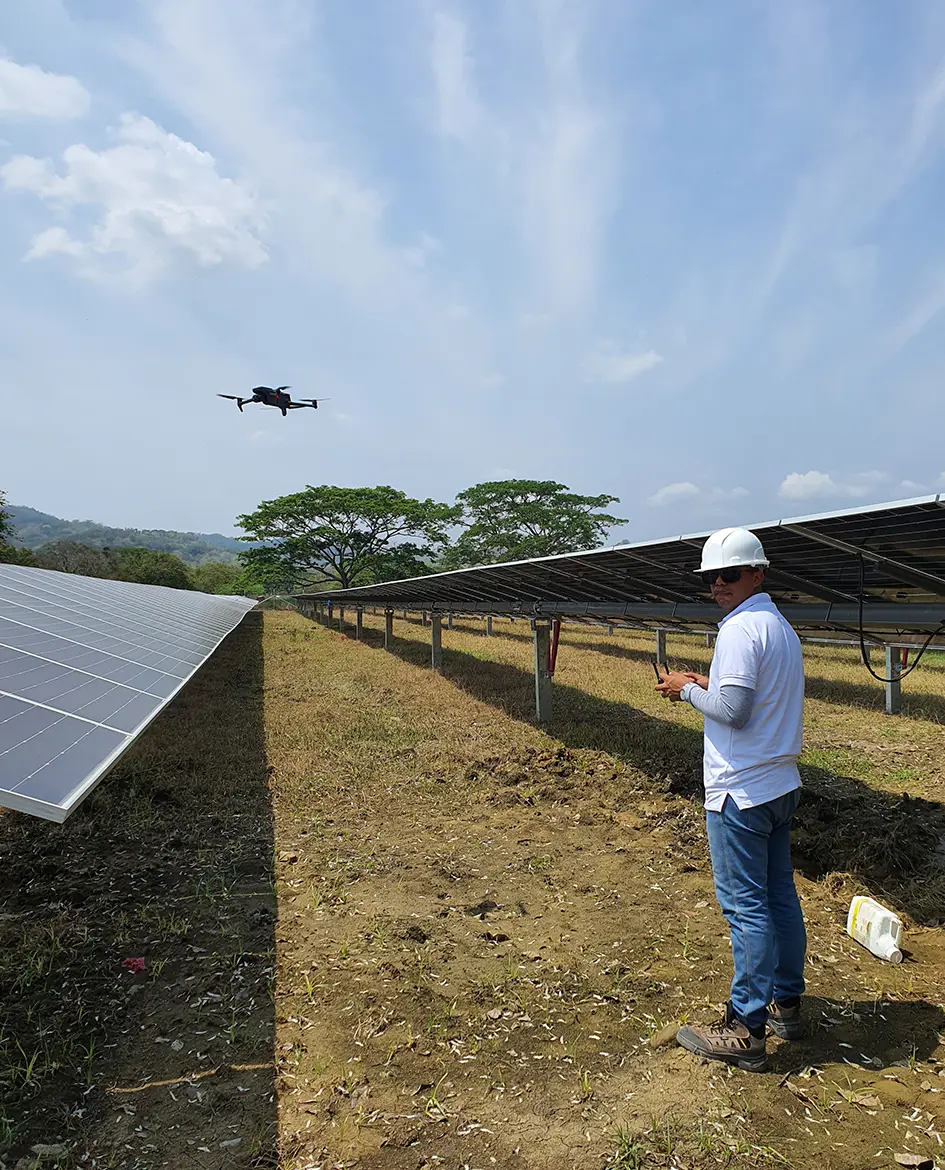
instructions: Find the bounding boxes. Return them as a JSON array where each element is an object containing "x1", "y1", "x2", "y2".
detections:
[{"x1": 2, "y1": 0, "x2": 945, "y2": 544}]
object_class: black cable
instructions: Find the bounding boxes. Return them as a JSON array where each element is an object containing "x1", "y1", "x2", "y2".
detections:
[{"x1": 856, "y1": 553, "x2": 945, "y2": 682}]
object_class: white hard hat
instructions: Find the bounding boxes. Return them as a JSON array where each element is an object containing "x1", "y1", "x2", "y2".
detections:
[{"x1": 698, "y1": 527, "x2": 769, "y2": 573}]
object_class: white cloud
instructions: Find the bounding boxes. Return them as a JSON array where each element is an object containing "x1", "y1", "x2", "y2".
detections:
[
  {"x1": 0, "y1": 55, "x2": 90, "y2": 120},
  {"x1": 428, "y1": 4, "x2": 620, "y2": 316},
  {"x1": 586, "y1": 341, "x2": 664, "y2": 385},
  {"x1": 779, "y1": 471, "x2": 838, "y2": 500},
  {"x1": 1, "y1": 112, "x2": 266, "y2": 279},
  {"x1": 779, "y1": 469, "x2": 895, "y2": 502},
  {"x1": 431, "y1": 10, "x2": 482, "y2": 141},
  {"x1": 648, "y1": 481, "x2": 699, "y2": 506},
  {"x1": 648, "y1": 482, "x2": 749, "y2": 508},
  {"x1": 124, "y1": 1, "x2": 441, "y2": 311}
]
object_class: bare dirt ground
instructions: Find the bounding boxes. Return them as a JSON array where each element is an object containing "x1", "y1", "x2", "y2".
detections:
[{"x1": 2, "y1": 608, "x2": 945, "y2": 1170}]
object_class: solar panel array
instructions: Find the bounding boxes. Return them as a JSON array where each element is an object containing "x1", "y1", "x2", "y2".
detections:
[
  {"x1": 0, "y1": 564, "x2": 256, "y2": 822},
  {"x1": 300, "y1": 495, "x2": 945, "y2": 638}
]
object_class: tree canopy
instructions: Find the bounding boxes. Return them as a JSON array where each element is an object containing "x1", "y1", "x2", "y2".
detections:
[
  {"x1": 0, "y1": 490, "x2": 36, "y2": 565},
  {"x1": 29, "y1": 543, "x2": 194, "y2": 589},
  {"x1": 444, "y1": 479, "x2": 626, "y2": 567},
  {"x1": 189, "y1": 560, "x2": 246, "y2": 595},
  {"x1": 0, "y1": 490, "x2": 12, "y2": 545},
  {"x1": 33, "y1": 541, "x2": 114, "y2": 577},
  {"x1": 237, "y1": 485, "x2": 458, "y2": 590},
  {"x1": 5, "y1": 476, "x2": 625, "y2": 589},
  {"x1": 110, "y1": 548, "x2": 195, "y2": 590},
  {"x1": 29, "y1": 540, "x2": 243, "y2": 592}
]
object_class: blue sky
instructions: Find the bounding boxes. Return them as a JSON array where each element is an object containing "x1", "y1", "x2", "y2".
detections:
[{"x1": 2, "y1": 0, "x2": 945, "y2": 543}]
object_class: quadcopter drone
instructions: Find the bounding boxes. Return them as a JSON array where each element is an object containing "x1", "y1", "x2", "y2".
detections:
[{"x1": 217, "y1": 386, "x2": 327, "y2": 417}]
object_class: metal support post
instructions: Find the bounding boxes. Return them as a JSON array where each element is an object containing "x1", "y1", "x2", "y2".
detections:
[
  {"x1": 656, "y1": 629, "x2": 667, "y2": 664},
  {"x1": 885, "y1": 644, "x2": 902, "y2": 715},
  {"x1": 607, "y1": 624, "x2": 614, "y2": 635},
  {"x1": 327, "y1": 602, "x2": 333, "y2": 627},
  {"x1": 402, "y1": 609, "x2": 408, "y2": 620},
  {"x1": 384, "y1": 609, "x2": 394, "y2": 648},
  {"x1": 355, "y1": 608, "x2": 363, "y2": 641},
  {"x1": 338, "y1": 606, "x2": 345, "y2": 632},
  {"x1": 486, "y1": 616, "x2": 493, "y2": 636},
  {"x1": 431, "y1": 614, "x2": 443, "y2": 670},
  {"x1": 533, "y1": 620, "x2": 553, "y2": 723},
  {"x1": 422, "y1": 610, "x2": 429, "y2": 626},
  {"x1": 448, "y1": 613, "x2": 454, "y2": 630}
]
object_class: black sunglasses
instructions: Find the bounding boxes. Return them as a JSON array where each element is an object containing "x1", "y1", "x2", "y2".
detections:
[{"x1": 700, "y1": 566, "x2": 753, "y2": 586}]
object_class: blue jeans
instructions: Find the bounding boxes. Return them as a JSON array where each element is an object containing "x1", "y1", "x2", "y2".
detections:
[{"x1": 705, "y1": 789, "x2": 807, "y2": 1033}]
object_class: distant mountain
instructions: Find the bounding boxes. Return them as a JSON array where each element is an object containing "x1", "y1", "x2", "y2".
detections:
[{"x1": 8, "y1": 505, "x2": 248, "y2": 566}]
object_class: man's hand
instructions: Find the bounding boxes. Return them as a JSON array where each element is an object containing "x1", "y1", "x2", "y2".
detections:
[
  {"x1": 655, "y1": 670, "x2": 697, "y2": 703},
  {"x1": 682, "y1": 672, "x2": 709, "y2": 690}
]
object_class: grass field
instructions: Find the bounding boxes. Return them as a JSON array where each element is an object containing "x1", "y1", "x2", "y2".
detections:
[{"x1": 2, "y1": 608, "x2": 945, "y2": 1170}]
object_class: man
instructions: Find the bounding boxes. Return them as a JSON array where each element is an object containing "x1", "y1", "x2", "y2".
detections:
[{"x1": 655, "y1": 526, "x2": 807, "y2": 1073}]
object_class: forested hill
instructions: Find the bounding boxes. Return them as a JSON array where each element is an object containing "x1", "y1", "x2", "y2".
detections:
[{"x1": 8, "y1": 505, "x2": 245, "y2": 566}]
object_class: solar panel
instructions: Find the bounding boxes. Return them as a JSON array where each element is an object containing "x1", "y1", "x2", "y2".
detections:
[
  {"x1": 0, "y1": 564, "x2": 256, "y2": 822},
  {"x1": 299, "y1": 495, "x2": 945, "y2": 639}
]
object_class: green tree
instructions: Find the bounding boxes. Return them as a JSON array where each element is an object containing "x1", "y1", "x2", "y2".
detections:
[
  {"x1": 237, "y1": 485, "x2": 458, "y2": 590},
  {"x1": 0, "y1": 489, "x2": 36, "y2": 565},
  {"x1": 445, "y1": 479, "x2": 626, "y2": 567},
  {"x1": 0, "y1": 490, "x2": 13, "y2": 545},
  {"x1": 110, "y1": 548, "x2": 194, "y2": 590},
  {"x1": 189, "y1": 560, "x2": 245, "y2": 595},
  {"x1": 0, "y1": 544, "x2": 37, "y2": 566},
  {"x1": 34, "y1": 541, "x2": 114, "y2": 577}
]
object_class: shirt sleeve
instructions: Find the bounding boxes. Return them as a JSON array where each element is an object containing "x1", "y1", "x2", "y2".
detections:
[
  {"x1": 682, "y1": 682, "x2": 755, "y2": 729},
  {"x1": 711, "y1": 619, "x2": 761, "y2": 690}
]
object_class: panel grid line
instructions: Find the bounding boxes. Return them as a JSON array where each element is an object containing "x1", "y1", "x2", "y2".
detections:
[{"x1": 0, "y1": 641, "x2": 167, "y2": 699}]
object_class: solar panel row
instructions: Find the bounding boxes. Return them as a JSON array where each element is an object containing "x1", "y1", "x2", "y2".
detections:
[
  {"x1": 0, "y1": 564, "x2": 256, "y2": 823},
  {"x1": 299, "y1": 495, "x2": 945, "y2": 638}
]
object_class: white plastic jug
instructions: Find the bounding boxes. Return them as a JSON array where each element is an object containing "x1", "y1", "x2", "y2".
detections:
[{"x1": 846, "y1": 895, "x2": 903, "y2": 963}]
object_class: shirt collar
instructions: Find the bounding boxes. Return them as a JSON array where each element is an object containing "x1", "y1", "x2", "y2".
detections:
[{"x1": 718, "y1": 591, "x2": 774, "y2": 628}]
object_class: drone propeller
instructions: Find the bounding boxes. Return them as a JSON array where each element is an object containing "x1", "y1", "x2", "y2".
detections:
[{"x1": 217, "y1": 394, "x2": 240, "y2": 400}]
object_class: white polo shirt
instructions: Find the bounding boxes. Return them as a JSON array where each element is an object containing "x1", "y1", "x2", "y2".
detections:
[{"x1": 698, "y1": 592, "x2": 804, "y2": 812}]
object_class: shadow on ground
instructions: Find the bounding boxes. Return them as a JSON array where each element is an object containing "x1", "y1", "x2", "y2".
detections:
[
  {"x1": 765, "y1": 995, "x2": 945, "y2": 1075},
  {"x1": 344, "y1": 618, "x2": 945, "y2": 925},
  {"x1": 553, "y1": 633, "x2": 945, "y2": 723},
  {"x1": 383, "y1": 614, "x2": 945, "y2": 721},
  {"x1": 0, "y1": 611, "x2": 276, "y2": 1168}
]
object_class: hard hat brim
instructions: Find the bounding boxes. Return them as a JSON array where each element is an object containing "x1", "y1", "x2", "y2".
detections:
[{"x1": 694, "y1": 561, "x2": 769, "y2": 574}]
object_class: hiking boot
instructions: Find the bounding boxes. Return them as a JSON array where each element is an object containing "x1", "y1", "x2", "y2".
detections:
[
  {"x1": 767, "y1": 999, "x2": 804, "y2": 1041},
  {"x1": 676, "y1": 1004, "x2": 767, "y2": 1072}
]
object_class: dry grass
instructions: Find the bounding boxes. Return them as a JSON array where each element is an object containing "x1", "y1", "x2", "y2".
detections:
[{"x1": 2, "y1": 608, "x2": 945, "y2": 1170}]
